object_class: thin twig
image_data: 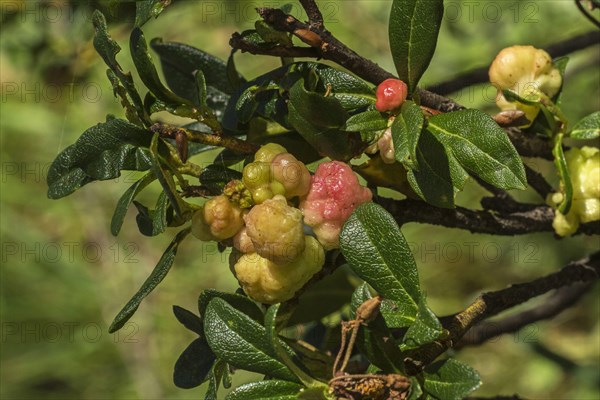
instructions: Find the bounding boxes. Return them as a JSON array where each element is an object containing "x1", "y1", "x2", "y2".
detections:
[
  {"x1": 299, "y1": 0, "x2": 324, "y2": 30},
  {"x1": 150, "y1": 123, "x2": 259, "y2": 155},
  {"x1": 524, "y1": 164, "x2": 554, "y2": 200},
  {"x1": 377, "y1": 197, "x2": 600, "y2": 236},
  {"x1": 575, "y1": 0, "x2": 600, "y2": 28},
  {"x1": 456, "y1": 282, "x2": 593, "y2": 348},
  {"x1": 404, "y1": 251, "x2": 600, "y2": 372}
]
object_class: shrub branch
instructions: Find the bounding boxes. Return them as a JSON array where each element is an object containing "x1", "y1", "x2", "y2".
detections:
[{"x1": 404, "y1": 251, "x2": 600, "y2": 371}]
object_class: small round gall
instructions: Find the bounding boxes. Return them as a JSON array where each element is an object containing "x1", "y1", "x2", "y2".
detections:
[{"x1": 375, "y1": 78, "x2": 408, "y2": 112}]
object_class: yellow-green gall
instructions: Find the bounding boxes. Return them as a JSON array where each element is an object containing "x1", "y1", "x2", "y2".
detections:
[
  {"x1": 232, "y1": 236, "x2": 325, "y2": 304},
  {"x1": 550, "y1": 146, "x2": 600, "y2": 237},
  {"x1": 244, "y1": 195, "x2": 305, "y2": 264},
  {"x1": 489, "y1": 45, "x2": 562, "y2": 127},
  {"x1": 191, "y1": 195, "x2": 244, "y2": 241},
  {"x1": 254, "y1": 143, "x2": 287, "y2": 163}
]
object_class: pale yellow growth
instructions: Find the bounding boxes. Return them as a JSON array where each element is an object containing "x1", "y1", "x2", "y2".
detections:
[
  {"x1": 489, "y1": 45, "x2": 562, "y2": 127},
  {"x1": 550, "y1": 146, "x2": 600, "y2": 236},
  {"x1": 233, "y1": 236, "x2": 325, "y2": 304}
]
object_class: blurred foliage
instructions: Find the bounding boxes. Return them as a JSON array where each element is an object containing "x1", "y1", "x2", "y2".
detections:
[{"x1": 0, "y1": 0, "x2": 598, "y2": 399}]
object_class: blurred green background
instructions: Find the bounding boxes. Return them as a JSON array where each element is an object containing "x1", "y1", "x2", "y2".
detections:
[{"x1": 1, "y1": 1, "x2": 598, "y2": 399}]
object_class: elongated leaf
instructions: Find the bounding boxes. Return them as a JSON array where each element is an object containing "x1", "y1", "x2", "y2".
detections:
[
  {"x1": 427, "y1": 109, "x2": 527, "y2": 190},
  {"x1": 401, "y1": 297, "x2": 442, "y2": 350},
  {"x1": 226, "y1": 380, "x2": 304, "y2": 400},
  {"x1": 152, "y1": 190, "x2": 170, "y2": 236},
  {"x1": 289, "y1": 79, "x2": 349, "y2": 128},
  {"x1": 108, "y1": 227, "x2": 191, "y2": 333},
  {"x1": 172, "y1": 305, "x2": 203, "y2": 336},
  {"x1": 340, "y1": 203, "x2": 421, "y2": 318},
  {"x1": 135, "y1": 0, "x2": 171, "y2": 27},
  {"x1": 47, "y1": 118, "x2": 152, "y2": 199},
  {"x1": 130, "y1": 28, "x2": 188, "y2": 105},
  {"x1": 198, "y1": 289, "x2": 263, "y2": 323},
  {"x1": 173, "y1": 338, "x2": 216, "y2": 389},
  {"x1": 205, "y1": 359, "x2": 228, "y2": 400},
  {"x1": 389, "y1": 0, "x2": 444, "y2": 92},
  {"x1": 407, "y1": 377, "x2": 423, "y2": 400},
  {"x1": 92, "y1": 11, "x2": 149, "y2": 125},
  {"x1": 199, "y1": 165, "x2": 244, "y2": 195},
  {"x1": 288, "y1": 80, "x2": 359, "y2": 161},
  {"x1": 570, "y1": 111, "x2": 600, "y2": 139},
  {"x1": 391, "y1": 101, "x2": 424, "y2": 164},
  {"x1": 150, "y1": 39, "x2": 237, "y2": 96},
  {"x1": 111, "y1": 173, "x2": 155, "y2": 236},
  {"x1": 344, "y1": 110, "x2": 389, "y2": 133},
  {"x1": 406, "y1": 129, "x2": 468, "y2": 208},
  {"x1": 552, "y1": 134, "x2": 573, "y2": 214},
  {"x1": 265, "y1": 305, "x2": 319, "y2": 387},
  {"x1": 423, "y1": 359, "x2": 481, "y2": 400},
  {"x1": 203, "y1": 298, "x2": 298, "y2": 382}
]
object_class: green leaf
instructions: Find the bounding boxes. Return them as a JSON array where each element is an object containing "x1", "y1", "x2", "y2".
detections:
[
  {"x1": 340, "y1": 203, "x2": 421, "y2": 318},
  {"x1": 427, "y1": 109, "x2": 527, "y2": 190},
  {"x1": 108, "y1": 227, "x2": 191, "y2": 333},
  {"x1": 391, "y1": 101, "x2": 424, "y2": 164},
  {"x1": 150, "y1": 38, "x2": 237, "y2": 97},
  {"x1": 406, "y1": 129, "x2": 468, "y2": 208},
  {"x1": 350, "y1": 284, "x2": 406, "y2": 373},
  {"x1": 265, "y1": 305, "x2": 321, "y2": 387},
  {"x1": 173, "y1": 337, "x2": 216, "y2": 389},
  {"x1": 344, "y1": 110, "x2": 389, "y2": 133},
  {"x1": 255, "y1": 20, "x2": 293, "y2": 46},
  {"x1": 130, "y1": 28, "x2": 188, "y2": 105},
  {"x1": 389, "y1": 0, "x2": 444, "y2": 92},
  {"x1": 132, "y1": 201, "x2": 156, "y2": 237},
  {"x1": 289, "y1": 79, "x2": 349, "y2": 128},
  {"x1": 288, "y1": 80, "x2": 358, "y2": 161},
  {"x1": 401, "y1": 297, "x2": 442, "y2": 350},
  {"x1": 172, "y1": 305, "x2": 204, "y2": 336},
  {"x1": 407, "y1": 377, "x2": 423, "y2": 400},
  {"x1": 135, "y1": 0, "x2": 171, "y2": 27},
  {"x1": 313, "y1": 66, "x2": 375, "y2": 111},
  {"x1": 152, "y1": 190, "x2": 170, "y2": 235},
  {"x1": 47, "y1": 118, "x2": 152, "y2": 199},
  {"x1": 195, "y1": 70, "x2": 208, "y2": 109},
  {"x1": 227, "y1": 50, "x2": 244, "y2": 91},
  {"x1": 198, "y1": 289, "x2": 264, "y2": 323},
  {"x1": 92, "y1": 11, "x2": 149, "y2": 125},
  {"x1": 203, "y1": 298, "x2": 298, "y2": 382},
  {"x1": 226, "y1": 380, "x2": 304, "y2": 400},
  {"x1": 380, "y1": 298, "x2": 416, "y2": 329},
  {"x1": 552, "y1": 57, "x2": 569, "y2": 107},
  {"x1": 423, "y1": 358, "x2": 481, "y2": 400},
  {"x1": 111, "y1": 172, "x2": 155, "y2": 236},
  {"x1": 570, "y1": 111, "x2": 600, "y2": 139},
  {"x1": 199, "y1": 165, "x2": 243, "y2": 195},
  {"x1": 552, "y1": 134, "x2": 573, "y2": 214},
  {"x1": 205, "y1": 359, "x2": 229, "y2": 400}
]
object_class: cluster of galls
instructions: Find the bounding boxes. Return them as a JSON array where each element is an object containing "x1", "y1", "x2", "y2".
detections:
[{"x1": 192, "y1": 144, "x2": 372, "y2": 304}]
